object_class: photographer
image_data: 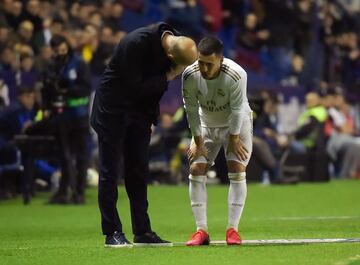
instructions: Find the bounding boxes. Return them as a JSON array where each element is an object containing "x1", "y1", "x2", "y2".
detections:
[{"x1": 27, "y1": 35, "x2": 91, "y2": 204}]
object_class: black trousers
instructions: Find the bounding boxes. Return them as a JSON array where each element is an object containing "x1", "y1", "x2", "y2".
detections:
[
  {"x1": 97, "y1": 112, "x2": 152, "y2": 236},
  {"x1": 56, "y1": 119, "x2": 89, "y2": 197}
]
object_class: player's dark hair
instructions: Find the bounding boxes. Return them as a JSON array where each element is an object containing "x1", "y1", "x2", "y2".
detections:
[{"x1": 198, "y1": 36, "x2": 224, "y2": 56}]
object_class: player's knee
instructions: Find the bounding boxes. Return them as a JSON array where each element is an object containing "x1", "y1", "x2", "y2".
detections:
[
  {"x1": 190, "y1": 163, "x2": 207, "y2": 176},
  {"x1": 189, "y1": 174, "x2": 207, "y2": 183},
  {"x1": 228, "y1": 172, "x2": 246, "y2": 183},
  {"x1": 227, "y1": 160, "x2": 246, "y2": 173}
]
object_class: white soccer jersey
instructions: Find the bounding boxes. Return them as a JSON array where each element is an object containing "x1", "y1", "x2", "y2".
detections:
[{"x1": 182, "y1": 58, "x2": 251, "y2": 137}]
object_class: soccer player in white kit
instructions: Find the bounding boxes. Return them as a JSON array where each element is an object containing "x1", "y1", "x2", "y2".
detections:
[{"x1": 182, "y1": 36, "x2": 253, "y2": 246}]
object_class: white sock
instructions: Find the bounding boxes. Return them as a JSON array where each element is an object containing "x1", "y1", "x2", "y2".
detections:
[
  {"x1": 227, "y1": 178, "x2": 247, "y2": 231},
  {"x1": 189, "y1": 175, "x2": 207, "y2": 232}
]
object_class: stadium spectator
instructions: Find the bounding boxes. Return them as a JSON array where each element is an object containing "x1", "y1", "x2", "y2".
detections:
[
  {"x1": 149, "y1": 113, "x2": 182, "y2": 184},
  {"x1": 98, "y1": 1, "x2": 125, "y2": 32},
  {"x1": 0, "y1": 45, "x2": 15, "y2": 71},
  {"x1": 10, "y1": 20, "x2": 36, "y2": 52},
  {"x1": 78, "y1": 24, "x2": 99, "y2": 64},
  {"x1": 0, "y1": 78, "x2": 9, "y2": 108},
  {"x1": 34, "y1": 45, "x2": 52, "y2": 73},
  {"x1": 261, "y1": 0, "x2": 295, "y2": 81},
  {"x1": 198, "y1": 0, "x2": 223, "y2": 33},
  {"x1": 235, "y1": 12, "x2": 269, "y2": 73},
  {"x1": 90, "y1": 26, "x2": 116, "y2": 76},
  {"x1": 222, "y1": 0, "x2": 244, "y2": 29},
  {"x1": 165, "y1": 0, "x2": 205, "y2": 42},
  {"x1": 251, "y1": 91, "x2": 298, "y2": 184},
  {"x1": 253, "y1": 91, "x2": 281, "y2": 154},
  {"x1": 287, "y1": 92, "x2": 328, "y2": 154},
  {"x1": 3, "y1": 0, "x2": 24, "y2": 30},
  {"x1": 0, "y1": 85, "x2": 36, "y2": 144},
  {"x1": 281, "y1": 54, "x2": 305, "y2": 86},
  {"x1": 0, "y1": 85, "x2": 37, "y2": 201},
  {"x1": 251, "y1": 139, "x2": 282, "y2": 182},
  {"x1": 324, "y1": 89, "x2": 360, "y2": 178},
  {"x1": 0, "y1": 23, "x2": 10, "y2": 49},
  {"x1": 31, "y1": 17, "x2": 63, "y2": 53},
  {"x1": 23, "y1": 0, "x2": 43, "y2": 33},
  {"x1": 24, "y1": 35, "x2": 92, "y2": 204},
  {"x1": 0, "y1": 46, "x2": 20, "y2": 103},
  {"x1": 293, "y1": 0, "x2": 315, "y2": 58},
  {"x1": 19, "y1": 54, "x2": 39, "y2": 90},
  {"x1": 341, "y1": 32, "x2": 360, "y2": 96}
]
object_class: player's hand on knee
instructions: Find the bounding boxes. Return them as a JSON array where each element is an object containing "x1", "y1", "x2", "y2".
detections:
[
  {"x1": 227, "y1": 137, "x2": 248, "y2": 161},
  {"x1": 187, "y1": 142, "x2": 208, "y2": 163}
]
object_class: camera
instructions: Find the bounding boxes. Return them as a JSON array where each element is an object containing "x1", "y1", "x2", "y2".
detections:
[
  {"x1": 52, "y1": 84, "x2": 69, "y2": 114},
  {"x1": 43, "y1": 73, "x2": 69, "y2": 114}
]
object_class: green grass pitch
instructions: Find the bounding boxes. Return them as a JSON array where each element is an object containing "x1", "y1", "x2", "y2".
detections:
[{"x1": 1, "y1": 180, "x2": 359, "y2": 265}]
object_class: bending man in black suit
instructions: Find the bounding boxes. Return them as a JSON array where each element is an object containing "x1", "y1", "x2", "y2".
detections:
[{"x1": 90, "y1": 22, "x2": 197, "y2": 247}]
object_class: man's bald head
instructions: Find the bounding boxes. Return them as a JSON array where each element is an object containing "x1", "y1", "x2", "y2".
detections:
[{"x1": 166, "y1": 36, "x2": 197, "y2": 66}]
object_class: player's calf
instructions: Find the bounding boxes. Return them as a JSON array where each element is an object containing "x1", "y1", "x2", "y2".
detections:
[
  {"x1": 189, "y1": 174, "x2": 208, "y2": 232},
  {"x1": 227, "y1": 171, "x2": 247, "y2": 242}
]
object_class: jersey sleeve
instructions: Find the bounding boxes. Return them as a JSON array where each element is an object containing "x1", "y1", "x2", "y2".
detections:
[
  {"x1": 182, "y1": 72, "x2": 201, "y2": 137},
  {"x1": 229, "y1": 70, "x2": 247, "y2": 135}
]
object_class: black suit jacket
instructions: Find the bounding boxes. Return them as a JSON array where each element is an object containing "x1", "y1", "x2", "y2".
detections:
[{"x1": 91, "y1": 22, "x2": 179, "y2": 138}]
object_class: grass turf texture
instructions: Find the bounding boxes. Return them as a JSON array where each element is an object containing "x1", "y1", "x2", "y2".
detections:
[{"x1": 0, "y1": 180, "x2": 359, "y2": 265}]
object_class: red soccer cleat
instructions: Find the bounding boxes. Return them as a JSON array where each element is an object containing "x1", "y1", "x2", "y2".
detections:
[
  {"x1": 186, "y1": 229, "x2": 210, "y2": 246},
  {"x1": 226, "y1": 228, "x2": 242, "y2": 245}
]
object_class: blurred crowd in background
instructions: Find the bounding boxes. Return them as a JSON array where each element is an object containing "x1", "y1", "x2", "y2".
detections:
[{"x1": 0, "y1": 0, "x2": 360, "y2": 203}]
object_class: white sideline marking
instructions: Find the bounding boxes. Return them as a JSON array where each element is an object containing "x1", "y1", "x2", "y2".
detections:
[
  {"x1": 173, "y1": 238, "x2": 360, "y2": 247},
  {"x1": 8, "y1": 238, "x2": 360, "y2": 250},
  {"x1": 263, "y1": 216, "x2": 360, "y2": 221}
]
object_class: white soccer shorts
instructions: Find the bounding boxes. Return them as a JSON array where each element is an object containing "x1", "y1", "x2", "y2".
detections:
[{"x1": 192, "y1": 113, "x2": 253, "y2": 166}]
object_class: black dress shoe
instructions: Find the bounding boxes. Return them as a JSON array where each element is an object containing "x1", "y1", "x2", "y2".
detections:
[
  {"x1": 133, "y1": 231, "x2": 172, "y2": 247},
  {"x1": 105, "y1": 231, "x2": 132, "y2": 248}
]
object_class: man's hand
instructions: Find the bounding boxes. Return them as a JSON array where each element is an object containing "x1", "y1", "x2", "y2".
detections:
[
  {"x1": 187, "y1": 136, "x2": 208, "y2": 163},
  {"x1": 166, "y1": 65, "x2": 185, "y2": 81},
  {"x1": 187, "y1": 142, "x2": 208, "y2": 163},
  {"x1": 227, "y1": 135, "x2": 248, "y2": 161},
  {"x1": 276, "y1": 134, "x2": 289, "y2": 148}
]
